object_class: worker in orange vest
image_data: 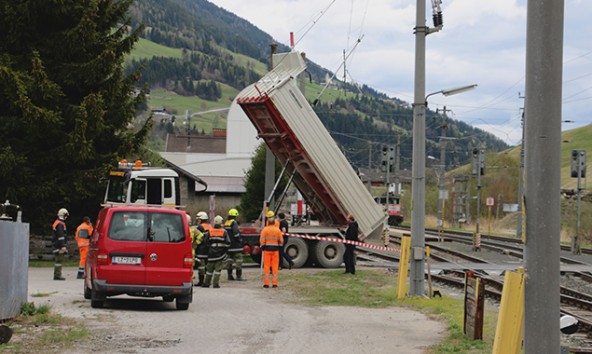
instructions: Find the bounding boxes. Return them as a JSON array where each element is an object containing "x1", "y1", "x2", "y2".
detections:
[
  {"x1": 52, "y1": 208, "x2": 69, "y2": 280},
  {"x1": 260, "y1": 214, "x2": 284, "y2": 288},
  {"x1": 75, "y1": 216, "x2": 93, "y2": 279}
]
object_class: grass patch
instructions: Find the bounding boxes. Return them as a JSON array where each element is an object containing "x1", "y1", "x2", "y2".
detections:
[
  {"x1": 29, "y1": 259, "x2": 79, "y2": 267},
  {"x1": 31, "y1": 291, "x2": 58, "y2": 298},
  {"x1": 282, "y1": 269, "x2": 496, "y2": 353},
  {"x1": 0, "y1": 303, "x2": 89, "y2": 353}
]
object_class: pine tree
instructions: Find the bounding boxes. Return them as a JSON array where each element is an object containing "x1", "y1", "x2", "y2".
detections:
[{"x1": 0, "y1": 0, "x2": 148, "y2": 232}]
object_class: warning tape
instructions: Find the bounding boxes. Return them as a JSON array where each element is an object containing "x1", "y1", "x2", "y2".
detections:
[{"x1": 284, "y1": 232, "x2": 400, "y2": 253}]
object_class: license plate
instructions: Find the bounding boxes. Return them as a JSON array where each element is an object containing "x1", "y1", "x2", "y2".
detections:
[{"x1": 112, "y1": 256, "x2": 141, "y2": 265}]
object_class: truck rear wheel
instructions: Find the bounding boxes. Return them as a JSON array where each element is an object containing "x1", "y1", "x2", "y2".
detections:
[
  {"x1": 310, "y1": 241, "x2": 345, "y2": 268},
  {"x1": 285, "y1": 237, "x2": 308, "y2": 268}
]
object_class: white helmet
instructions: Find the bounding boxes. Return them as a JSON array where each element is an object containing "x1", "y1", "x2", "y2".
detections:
[
  {"x1": 214, "y1": 215, "x2": 224, "y2": 225},
  {"x1": 58, "y1": 208, "x2": 69, "y2": 218},
  {"x1": 196, "y1": 211, "x2": 208, "y2": 221}
]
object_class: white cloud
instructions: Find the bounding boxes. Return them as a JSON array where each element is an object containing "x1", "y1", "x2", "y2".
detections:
[{"x1": 209, "y1": 0, "x2": 592, "y2": 146}]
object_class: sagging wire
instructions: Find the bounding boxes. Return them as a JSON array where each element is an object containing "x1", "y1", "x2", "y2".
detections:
[
  {"x1": 313, "y1": 35, "x2": 364, "y2": 106},
  {"x1": 293, "y1": 0, "x2": 337, "y2": 48}
]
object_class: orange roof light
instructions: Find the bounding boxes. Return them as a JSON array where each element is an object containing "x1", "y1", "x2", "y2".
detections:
[{"x1": 134, "y1": 160, "x2": 143, "y2": 168}]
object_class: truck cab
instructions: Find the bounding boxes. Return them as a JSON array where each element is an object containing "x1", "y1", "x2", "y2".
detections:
[{"x1": 104, "y1": 160, "x2": 180, "y2": 207}]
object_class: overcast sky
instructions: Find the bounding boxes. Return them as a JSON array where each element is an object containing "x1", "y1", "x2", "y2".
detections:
[{"x1": 209, "y1": 0, "x2": 591, "y2": 146}]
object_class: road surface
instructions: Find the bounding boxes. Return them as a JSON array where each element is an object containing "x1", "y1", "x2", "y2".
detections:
[{"x1": 26, "y1": 267, "x2": 446, "y2": 354}]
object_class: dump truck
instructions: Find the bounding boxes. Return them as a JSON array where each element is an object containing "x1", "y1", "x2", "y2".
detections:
[{"x1": 236, "y1": 51, "x2": 386, "y2": 268}]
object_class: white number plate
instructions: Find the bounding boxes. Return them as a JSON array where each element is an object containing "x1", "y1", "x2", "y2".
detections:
[{"x1": 112, "y1": 256, "x2": 141, "y2": 265}]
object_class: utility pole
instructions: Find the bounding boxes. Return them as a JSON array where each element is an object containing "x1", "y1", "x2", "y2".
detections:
[
  {"x1": 571, "y1": 150, "x2": 586, "y2": 254},
  {"x1": 410, "y1": 0, "x2": 443, "y2": 296},
  {"x1": 516, "y1": 102, "x2": 525, "y2": 239},
  {"x1": 523, "y1": 0, "x2": 564, "y2": 351},
  {"x1": 437, "y1": 107, "x2": 451, "y2": 241}
]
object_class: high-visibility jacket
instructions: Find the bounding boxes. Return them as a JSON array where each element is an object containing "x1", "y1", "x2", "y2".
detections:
[
  {"x1": 205, "y1": 226, "x2": 230, "y2": 261},
  {"x1": 224, "y1": 218, "x2": 242, "y2": 253},
  {"x1": 260, "y1": 225, "x2": 284, "y2": 251},
  {"x1": 75, "y1": 222, "x2": 93, "y2": 247},
  {"x1": 266, "y1": 220, "x2": 280, "y2": 228},
  {"x1": 196, "y1": 222, "x2": 212, "y2": 259},
  {"x1": 52, "y1": 219, "x2": 67, "y2": 250}
]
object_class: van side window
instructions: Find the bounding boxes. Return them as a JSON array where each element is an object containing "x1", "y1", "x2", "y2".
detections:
[
  {"x1": 109, "y1": 212, "x2": 146, "y2": 241},
  {"x1": 149, "y1": 213, "x2": 185, "y2": 243}
]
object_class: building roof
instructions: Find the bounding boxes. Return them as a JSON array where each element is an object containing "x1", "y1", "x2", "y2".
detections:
[{"x1": 159, "y1": 152, "x2": 252, "y2": 193}]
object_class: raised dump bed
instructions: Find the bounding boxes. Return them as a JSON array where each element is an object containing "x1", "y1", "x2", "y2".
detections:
[{"x1": 236, "y1": 51, "x2": 385, "y2": 241}]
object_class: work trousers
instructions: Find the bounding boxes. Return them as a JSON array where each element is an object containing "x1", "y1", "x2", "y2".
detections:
[
  {"x1": 225, "y1": 251, "x2": 243, "y2": 272},
  {"x1": 54, "y1": 251, "x2": 65, "y2": 279},
  {"x1": 77, "y1": 245, "x2": 88, "y2": 276},
  {"x1": 205, "y1": 258, "x2": 225, "y2": 287},
  {"x1": 344, "y1": 244, "x2": 356, "y2": 274},
  {"x1": 262, "y1": 250, "x2": 280, "y2": 286}
]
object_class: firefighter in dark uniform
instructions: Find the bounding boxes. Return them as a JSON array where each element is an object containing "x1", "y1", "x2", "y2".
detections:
[
  {"x1": 202, "y1": 215, "x2": 231, "y2": 288},
  {"x1": 52, "y1": 208, "x2": 69, "y2": 280},
  {"x1": 194, "y1": 211, "x2": 212, "y2": 286},
  {"x1": 224, "y1": 208, "x2": 245, "y2": 281}
]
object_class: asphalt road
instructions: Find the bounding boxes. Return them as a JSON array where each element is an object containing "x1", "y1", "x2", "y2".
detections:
[{"x1": 26, "y1": 267, "x2": 446, "y2": 354}]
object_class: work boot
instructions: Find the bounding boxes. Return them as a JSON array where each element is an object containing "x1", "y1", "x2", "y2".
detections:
[
  {"x1": 236, "y1": 269, "x2": 246, "y2": 281},
  {"x1": 227, "y1": 269, "x2": 235, "y2": 281},
  {"x1": 288, "y1": 260, "x2": 294, "y2": 270},
  {"x1": 213, "y1": 284, "x2": 220, "y2": 288},
  {"x1": 195, "y1": 274, "x2": 204, "y2": 287},
  {"x1": 202, "y1": 274, "x2": 212, "y2": 288},
  {"x1": 53, "y1": 277, "x2": 65, "y2": 281}
]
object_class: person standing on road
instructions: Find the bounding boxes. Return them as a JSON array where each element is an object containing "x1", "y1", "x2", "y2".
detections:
[
  {"x1": 52, "y1": 208, "x2": 69, "y2": 281},
  {"x1": 343, "y1": 214, "x2": 359, "y2": 275},
  {"x1": 186, "y1": 213, "x2": 201, "y2": 286},
  {"x1": 260, "y1": 214, "x2": 284, "y2": 288},
  {"x1": 75, "y1": 216, "x2": 93, "y2": 279},
  {"x1": 224, "y1": 208, "x2": 245, "y2": 281},
  {"x1": 277, "y1": 212, "x2": 294, "y2": 270},
  {"x1": 194, "y1": 211, "x2": 212, "y2": 287},
  {"x1": 202, "y1": 215, "x2": 231, "y2": 288}
]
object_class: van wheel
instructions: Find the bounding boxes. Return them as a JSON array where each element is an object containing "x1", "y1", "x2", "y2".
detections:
[
  {"x1": 285, "y1": 237, "x2": 308, "y2": 268},
  {"x1": 90, "y1": 286, "x2": 105, "y2": 309},
  {"x1": 310, "y1": 241, "x2": 345, "y2": 268},
  {"x1": 83, "y1": 281, "x2": 91, "y2": 300}
]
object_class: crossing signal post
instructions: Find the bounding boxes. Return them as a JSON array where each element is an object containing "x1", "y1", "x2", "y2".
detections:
[
  {"x1": 381, "y1": 145, "x2": 396, "y2": 205},
  {"x1": 472, "y1": 147, "x2": 485, "y2": 251},
  {"x1": 571, "y1": 150, "x2": 586, "y2": 254}
]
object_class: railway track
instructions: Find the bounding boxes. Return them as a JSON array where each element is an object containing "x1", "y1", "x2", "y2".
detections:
[{"x1": 356, "y1": 228, "x2": 592, "y2": 347}]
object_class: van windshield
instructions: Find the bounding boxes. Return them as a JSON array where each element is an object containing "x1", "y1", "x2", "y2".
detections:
[
  {"x1": 108, "y1": 211, "x2": 186, "y2": 243},
  {"x1": 106, "y1": 176, "x2": 128, "y2": 203}
]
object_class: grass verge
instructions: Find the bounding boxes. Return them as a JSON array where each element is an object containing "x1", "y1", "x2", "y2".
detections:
[
  {"x1": 281, "y1": 269, "x2": 497, "y2": 353},
  {"x1": 0, "y1": 303, "x2": 89, "y2": 353}
]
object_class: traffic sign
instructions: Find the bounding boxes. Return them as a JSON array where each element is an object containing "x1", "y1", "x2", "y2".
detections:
[{"x1": 486, "y1": 197, "x2": 494, "y2": 206}]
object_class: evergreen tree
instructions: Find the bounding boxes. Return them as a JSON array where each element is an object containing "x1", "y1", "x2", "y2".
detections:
[
  {"x1": 240, "y1": 143, "x2": 288, "y2": 222},
  {"x1": 0, "y1": 0, "x2": 148, "y2": 232}
]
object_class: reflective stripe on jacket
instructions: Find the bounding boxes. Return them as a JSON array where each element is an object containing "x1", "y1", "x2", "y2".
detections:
[
  {"x1": 52, "y1": 219, "x2": 67, "y2": 250},
  {"x1": 206, "y1": 227, "x2": 230, "y2": 261},
  {"x1": 75, "y1": 222, "x2": 93, "y2": 247},
  {"x1": 259, "y1": 225, "x2": 284, "y2": 251}
]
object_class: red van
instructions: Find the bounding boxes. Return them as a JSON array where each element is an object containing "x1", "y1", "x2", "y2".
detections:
[{"x1": 84, "y1": 206, "x2": 193, "y2": 310}]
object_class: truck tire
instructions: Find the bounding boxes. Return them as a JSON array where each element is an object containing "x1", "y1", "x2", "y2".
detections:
[
  {"x1": 284, "y1": 237, "x2": 308, "y2": 268},
  {"x1": 310, "y1": 241, "x2": 345, "y2": 268}
]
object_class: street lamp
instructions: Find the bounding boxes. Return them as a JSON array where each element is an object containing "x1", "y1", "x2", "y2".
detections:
[{"x1": 410, "y1": 84, "x2": 476, "y2": 296}]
